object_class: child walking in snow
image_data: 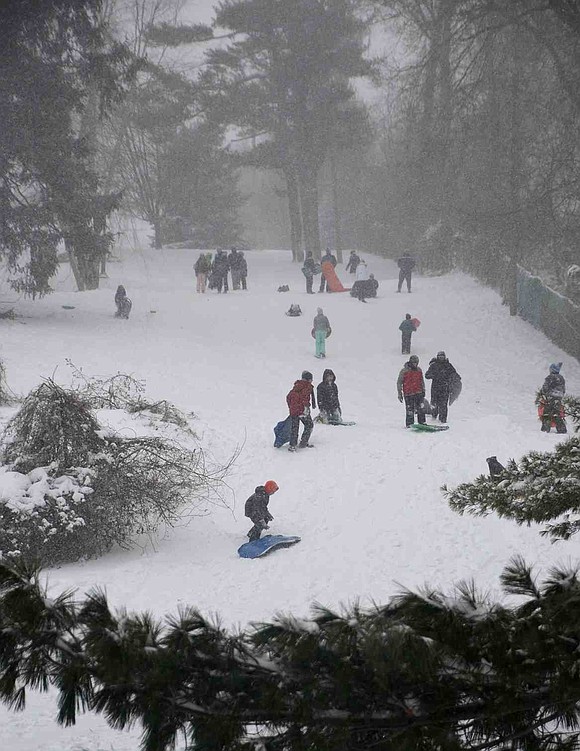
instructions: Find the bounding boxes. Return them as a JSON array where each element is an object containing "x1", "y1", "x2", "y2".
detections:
[
  {"x1": 312, "y1": 307, "x2": 331, "y2": 358},
  {"x1": 114, "y1": 285, "x2": 132, "y2": 319},
  {"x1": 245, "y1": 480, "x2": 279, "y2": 541},
  {"x1": 399, "y1": 314, "x2": 417, "y2": 355},
  {"x1": 286, "y1": 371, "x2": 316, "y2": 451}
]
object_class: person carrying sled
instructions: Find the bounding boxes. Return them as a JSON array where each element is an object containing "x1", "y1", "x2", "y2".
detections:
[
  {"x1": 194, "y1": 252, "x2": 211, "y2": 293},
  {"x1": 319, "y1": 247, "x2": 337, "y2": 293},
  {"x1": 399, "y1": 313, "x2": 416, "y2": 355},
  {"x1": 287, "y1": 370, "x2": 316, "y2": 451},
  {"x1": 539, "y1": 362, "x2": 567, "y2": 433},
  {"x1": 245, "y1": 480, "x2": 279, "y2": 541},
  {"x1": 114, "y1": 285, "x2": 132, "y2": 319},
  {"x1": 345, "y1": 250, "x2": 361, "y2": 274},
  {"x1": 397, "y1": 252, "x2": 416, "y2": 293},
  {"x1": 313, "y1": 307, "x2": 331, "y2": 358},
  {"x1": 317, "y1": 369, "x2": 342, "y2": 424},
  {"x1": 425, "y1": 351, "x2": 459, "y2": 424},
  {"x1": 397, "y1": 355, "x2": 426, "y2": 427},
  {"x1": 302, "y1": 251, "x2": 317, "y2": 294}
]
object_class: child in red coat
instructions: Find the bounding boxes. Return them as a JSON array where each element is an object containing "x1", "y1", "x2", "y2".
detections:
[{"x1": 286, "y1": 371, "x2": 316, "y2": 451}]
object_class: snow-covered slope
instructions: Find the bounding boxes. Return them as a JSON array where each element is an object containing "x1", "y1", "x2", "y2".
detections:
[{"x1": 1, "y1": 247, "x2": 578, "y2": 750}]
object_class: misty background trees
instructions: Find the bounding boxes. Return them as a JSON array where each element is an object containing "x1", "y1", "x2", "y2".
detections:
[{"x1": 2, "y1": 0, "x2": 580, "y2": 297}]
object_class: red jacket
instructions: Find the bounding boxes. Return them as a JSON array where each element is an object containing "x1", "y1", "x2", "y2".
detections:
[
  {"x1": 287, "y1": 380, "x2": 316, "y2": 417},
  {"x1": 397, "y1": 364, "x2": 425, "y2": 396}
]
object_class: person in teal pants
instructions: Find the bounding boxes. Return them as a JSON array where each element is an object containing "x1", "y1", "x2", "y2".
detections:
[{"x1": 312, "y1": 307, "x2": 331, "y2": 358}]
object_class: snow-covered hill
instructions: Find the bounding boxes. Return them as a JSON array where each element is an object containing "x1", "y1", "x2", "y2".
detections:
[{"x1": 1, "y1": 247, "x2": 578, "y2": 750}]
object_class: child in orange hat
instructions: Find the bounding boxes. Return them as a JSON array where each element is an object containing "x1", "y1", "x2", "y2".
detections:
[{"x1": 245, "y1": 480, "x2": 279, "y2": 541}]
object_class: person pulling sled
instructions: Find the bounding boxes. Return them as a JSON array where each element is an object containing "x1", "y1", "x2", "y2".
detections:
[
  {"x1": 286, "y1": 371, "x2": 316, "y2": 451},
  {"x1": 538, "y1": 362, "x2": 567, "y2": 433}
]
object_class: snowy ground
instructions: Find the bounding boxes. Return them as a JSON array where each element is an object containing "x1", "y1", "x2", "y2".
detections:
[{"x1": 1, "y1": 246, "x2": 579, "y2": 750}]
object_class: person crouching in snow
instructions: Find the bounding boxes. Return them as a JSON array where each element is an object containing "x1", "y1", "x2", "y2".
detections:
[
  {"x1": 286, "y1": 371, "x2": 316, "y2": 451},
  {"x1": 245, "y1": 480, "x2": 279, "y2": 541},
  {"x1": 114, "y1": 285, "x2": 132, "y2": 319},
  {"x1": 317, "y1": 369, "x2": 342, "y2": 424},
  {"x1": 539, "y1": 362, "x2": 567, "y2": 433},
  {"x1": 313, "y1": 307, "x2": 331, "y2": 358},
  {"x1": 397, "y1": 354, "x2": 426, "y2": 427}
]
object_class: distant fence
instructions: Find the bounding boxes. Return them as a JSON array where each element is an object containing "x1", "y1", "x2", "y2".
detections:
[
  {"x1": 516, "y1": 267, "x2": 580, "y2": 361},
  {"x1": 458, "y1": 248, "x2": 579, "y2": 361}
]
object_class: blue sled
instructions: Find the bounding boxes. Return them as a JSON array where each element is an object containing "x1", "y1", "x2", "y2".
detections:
[{"x1": 238, "y1": 534, "x2": 301, "y2": 559}]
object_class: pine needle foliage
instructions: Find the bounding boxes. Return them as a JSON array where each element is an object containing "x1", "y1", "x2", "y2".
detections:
[
  {"x1": 444, "y1": 398, "x2": 580, "y2": 540},
  {"x1": 4, "y1": 557, "x2": 580, "y2": 750}
]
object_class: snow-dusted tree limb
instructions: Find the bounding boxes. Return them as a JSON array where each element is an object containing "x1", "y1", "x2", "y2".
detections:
[{"x1": 3, "y1": 557, "x2": 580, "y2": 750}]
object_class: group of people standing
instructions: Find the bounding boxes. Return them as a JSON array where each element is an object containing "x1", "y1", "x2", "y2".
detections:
[
  {"x1": 194, "y1": 248, "x2": 248, "y2": 294},
  {"x1": 396, "y1": 351, "x2": 460, "y2": 427}
]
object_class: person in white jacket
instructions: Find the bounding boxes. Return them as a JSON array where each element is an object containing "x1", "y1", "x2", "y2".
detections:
[{"x1": 354, "y1": 259, "x2": 369, "y2": 302}]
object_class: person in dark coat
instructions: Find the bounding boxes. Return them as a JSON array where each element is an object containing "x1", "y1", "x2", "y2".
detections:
[
  {"x1": 539, "y1": 362, "x2": 567, "y2": 433},
  {"x1": 367, "y1": 273, "x2": 379, "y2": 298},
  {"x1": 239, "y1": 251, "x2": 248, "y2": 290},
  {"x1": 245, "y1": 480, "x2": 279, "y2": 541},
  {"x1": 114, "y1": 285, "x2": 132, "y2": 319},
  {"x1": 316, "y1": 369, "x2": 341, "y2": 424},
  {"x1": 425, "y1": 351, "x2": 459, "y2": 423},
  {"x1": 286, "y1": 370, "x2": 316, "y2": 451},
  {"x1": 229, "y1": 248, "x2": 243, "y2": 290},
  {"x1": 212, "y1": 249, "x2": 230, "y2": 293},
  {"x1": 302, "y1": 251, "x2": 317, "y2": 294},
  {"x1": 399, "y1": 313, "x2": 416, "y2": 355},
  {"x1": 396, "y1": 354, "x2": 426, "y2": 427},
  {"x1": 345, "y1": 250, "x2": 361, "y2": 274},
  {"x1": 397, "y1": 252, "x2": 416, "y2": 293},
  {"x1": 319, "y1": 247, "x2": 337, "y2": 292}
]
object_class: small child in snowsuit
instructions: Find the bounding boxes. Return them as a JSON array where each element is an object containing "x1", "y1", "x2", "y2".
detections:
[
  {"x1": 114, "y1": 285, "x2": 132, "y2": 319},
  {"x1": 245, "y1": 480, "x2": 279, "y2": 541},
  {"x1": 313, "y1": 307, "x2": 331, "y2": 358},
  {"x1": 316, "y1": 369, "x2": 342, "y2": 424},
  {"x1": 399, "y1": 314, "x2": 416, "y2": 355},
  {"x1": 539, "y1": 362, "x2": 567, "y2": 433}
]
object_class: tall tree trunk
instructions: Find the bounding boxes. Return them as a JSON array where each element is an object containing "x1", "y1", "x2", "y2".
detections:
[
  {"x1": 284, "y1": 167, "x2": 303, "y2": 262},
  {"x1": 65, "y1": 238, "x2": 86, "y2": 292},
  {"x1": 508, "y1": 27, "x2": 523, "y2": 316},
  {"x1": 298, "y1": 162, "x2": 321, "y2": 259},
  {"x1": 330, "y1": 151, "x2": 343, "y2": 264},
  {"x1": 153, "y1": 219, "x2": 163, "y2": 250},
  {"x1": 437, "y1": 0, "x2": 455, "y2": 272}
]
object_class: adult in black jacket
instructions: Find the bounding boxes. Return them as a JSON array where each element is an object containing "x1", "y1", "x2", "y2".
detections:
[
  {"x1": 316, "y1": 369, "x2": 341, "y2": 423},
  {"x1": 425, "y1": 351, "x2": 459, "y2": 423},
  {"x1": 345, "y1": 250, "x2": 360, "y2": 274},
  {"x1": 303, "y1": 251, "x2": 317, "y2": 294},
  {"x1": 397, "y1": 252, "x2": 416, "y2": 293},
  {"x1": 319, "y1": 248, "x2": 337, "y2": 292},
  {"x1": 212, "y1": 249, "x2": 230, "y2": 293},
  {"x1": 245, "y1": 480, "x2": 279, "y2": 541}
]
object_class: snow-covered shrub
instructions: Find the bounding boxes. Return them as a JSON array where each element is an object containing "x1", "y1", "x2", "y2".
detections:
[
  {"x1": 0, "y1": 381, "x2": 230, "y2": 565},
  {"x1": 67, "y1": 362, "x2": 194, "y2": 430}
]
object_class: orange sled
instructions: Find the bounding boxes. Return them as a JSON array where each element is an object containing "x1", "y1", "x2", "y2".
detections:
[{"x1": 321, "y1": 261, "x2": 350, "y2": 292}]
